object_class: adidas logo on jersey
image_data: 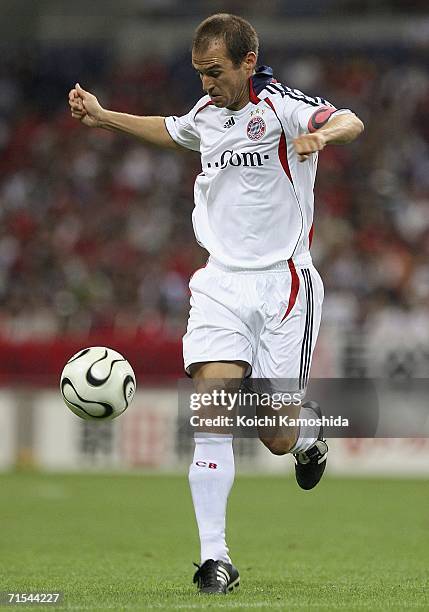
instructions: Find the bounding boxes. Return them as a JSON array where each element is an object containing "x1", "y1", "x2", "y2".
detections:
[{"x1": 223, "y1": 117, "x2": 235, "y2": 129}]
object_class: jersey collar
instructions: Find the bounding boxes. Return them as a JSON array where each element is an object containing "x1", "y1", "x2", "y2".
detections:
[{"x1": 249, "y1": 65, "x2": 276, "y2": 103}]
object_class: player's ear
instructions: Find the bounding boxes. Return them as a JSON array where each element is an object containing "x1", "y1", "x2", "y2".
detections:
[{"x1": 243, "y1": 51, "x2": 257, "y2": 74}]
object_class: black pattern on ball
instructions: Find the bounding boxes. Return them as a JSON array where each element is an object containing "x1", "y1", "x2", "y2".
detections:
[
  {"x1": 85, "y1": 349, "x2": 126, "y2": 387},
  {"x1": 67, "y1": 348, "x2": 91, "y2": 364},
  {"x1": 61, "y1": 377, "x2": 114, "y2": 419}
]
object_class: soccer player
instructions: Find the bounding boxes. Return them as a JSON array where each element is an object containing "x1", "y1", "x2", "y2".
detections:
[{"x1": 69, "y1": 13, "x2": 364, "y2": 595}]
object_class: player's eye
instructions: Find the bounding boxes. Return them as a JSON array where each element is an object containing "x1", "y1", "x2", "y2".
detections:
[{"x1": 196, "y1": 69, "x2": 221, "y2": 79}]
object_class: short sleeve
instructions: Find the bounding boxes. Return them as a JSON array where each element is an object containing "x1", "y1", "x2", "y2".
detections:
[
  {"x1": 165, "y1": 97, "x2": 209, "y2": 152},
  {"x1": 280, "y1": 87, "x2": 352, "y2": 137}
]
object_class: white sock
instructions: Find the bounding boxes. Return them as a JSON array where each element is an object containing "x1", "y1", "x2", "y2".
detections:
[
  {"x1": 290, "y1": 404, "x2": 321, "y2": 454},
  {"x1": 188, "y1": 433, "x2": 234, "y2": 564}
]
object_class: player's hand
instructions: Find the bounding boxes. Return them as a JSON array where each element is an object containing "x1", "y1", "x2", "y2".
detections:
[
  {"x1": 68, "y1": 83, "x2": 105, "y2": 128},
  {"x1": 293, "y1": 133, "x2": 327, "y2": 162}
]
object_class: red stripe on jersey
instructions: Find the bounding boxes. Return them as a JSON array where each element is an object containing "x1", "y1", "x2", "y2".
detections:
[
  {"x1": 309, "y1": 223, "x2": 314, "y2": 248},
  {"x1": 281, "y1": 259, "x2": 300, "y2": 322},
  {"x1": 194, "y1": 100, "x2": 214, "y2": 118},
  {"x1": 249, "y1": 78, "x2": 260, "y2": 104},
  {"x1": 264, "y1": 97, "x2": 294, "y2": 185},
  {"x1": 278, "y1": 131, "x2": 293, "y2": 184}
]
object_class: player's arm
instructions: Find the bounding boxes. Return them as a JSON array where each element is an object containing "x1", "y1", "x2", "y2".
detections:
[
  {"x1": 293, "y1": 111, "x2": 364, "y2": 162},
  {"x1": 68, "y1": 83, "x2": 180, "y2": 149}
]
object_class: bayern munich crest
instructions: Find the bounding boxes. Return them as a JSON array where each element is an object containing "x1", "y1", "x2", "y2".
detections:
[{"x1": 247, "y1": 115, "x2": 266, "y2": 141}]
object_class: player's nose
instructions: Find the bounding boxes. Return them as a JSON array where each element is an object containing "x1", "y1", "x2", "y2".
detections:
[{"x1": 201, "y1": 75, "x2": 214, "y2": 94}]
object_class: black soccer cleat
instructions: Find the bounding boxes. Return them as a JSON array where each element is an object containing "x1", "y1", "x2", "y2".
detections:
[
  {"x1": 294, "y1": 401, "x2": 328, "y2": 490},
  {"x1": 193, "y1": 559, "x2": 240, "y2": 594}
]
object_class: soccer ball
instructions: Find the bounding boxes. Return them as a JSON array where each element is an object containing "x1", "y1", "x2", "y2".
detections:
[{"x1": 60, "y1": 346, "x2": 136, "y2": 420}]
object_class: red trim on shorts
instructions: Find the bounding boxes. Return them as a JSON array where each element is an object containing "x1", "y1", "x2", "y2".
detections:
[
  {"x1": 194, "y1": 100, "x2": 214, "y2": 118},
  {"x1": 281, "y1": 259, "x2": 300, "y2": 322},
  {"x1": 265, "y1": 97, "x2": 293, "y2": 185},
  {"x1": 309, "y1": 223, "x2": 314, "y2": 248}
]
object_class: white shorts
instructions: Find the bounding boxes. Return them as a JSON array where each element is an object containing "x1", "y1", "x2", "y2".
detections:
[{"x1": 183, "y1": 256, "x2": 324, "y2": 387}]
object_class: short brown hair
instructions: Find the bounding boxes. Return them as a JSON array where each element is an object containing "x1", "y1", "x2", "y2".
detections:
[{"x1": 193, "y1": 13, "x2": 259, "y2": 67}]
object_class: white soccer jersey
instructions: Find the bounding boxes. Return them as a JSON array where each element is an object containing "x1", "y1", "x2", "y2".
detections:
[{"x1": 165, "y1": 66, "x2": 351, "y2": 269}]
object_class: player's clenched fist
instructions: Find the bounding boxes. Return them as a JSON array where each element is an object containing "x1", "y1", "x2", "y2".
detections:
[
  {"x1": 68, "y1": 83, "x2": 104, "y2": 128},
  {"x1": 293, "y1": 133, "x2": 327, "y2": 162}
]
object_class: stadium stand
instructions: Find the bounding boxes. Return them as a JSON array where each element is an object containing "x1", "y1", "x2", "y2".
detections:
[{"x1": 0, "y1": 37, "x2": 428, "y2": 380}]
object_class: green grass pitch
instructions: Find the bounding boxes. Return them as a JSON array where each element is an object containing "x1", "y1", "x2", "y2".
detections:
[{"x1": 0, "y1": 472, "x2": 428, "y2": 610}]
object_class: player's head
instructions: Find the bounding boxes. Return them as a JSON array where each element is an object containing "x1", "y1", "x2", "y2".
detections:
[{"x1": 192, "y1": 14, "x2": 259, "y2": 110}]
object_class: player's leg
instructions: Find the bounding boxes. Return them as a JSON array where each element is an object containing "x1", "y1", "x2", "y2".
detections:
[
  {"x1": 189, "y1": 361, "x2": 245, "y2": 593},
  {"x1": 256, "y1": 395, "x2": 322, "y2": 456},
  {"x1": 255, "y1": 390, "x2": 301, "y2": 455},
  {"x1": 255, "y1": 264, "x2": 328, "y2": 488},
  {"x1": 257, "y1": 395, "x2": 328, "y2": 489},
  {"x1": 184, "y1": 263, "x2": 254, "y2": 593}
]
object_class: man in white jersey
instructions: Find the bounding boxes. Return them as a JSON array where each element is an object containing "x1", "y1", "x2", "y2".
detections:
[{"x1": 69, "y1": 13, "x2": 364, "y2": 595}]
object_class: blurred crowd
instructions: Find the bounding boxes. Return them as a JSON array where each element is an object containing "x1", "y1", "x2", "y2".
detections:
[
  {"x1": 79, "y1": 0, "x2": 429, "y2": 17},
  {"x1": 0, "y1": 41, "x2": 428, "y2": 363}
]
